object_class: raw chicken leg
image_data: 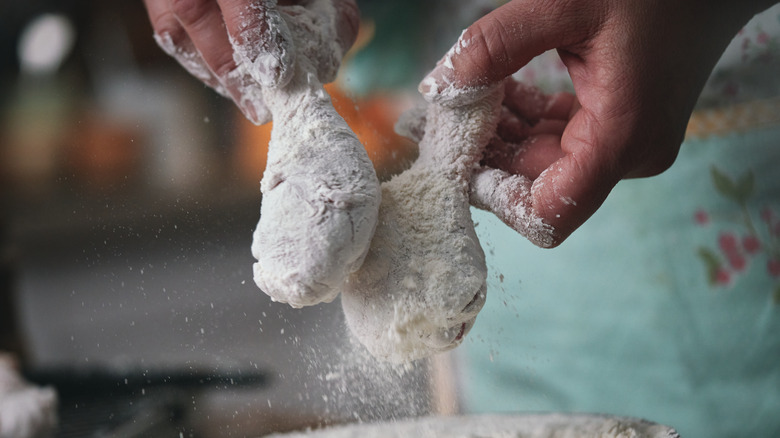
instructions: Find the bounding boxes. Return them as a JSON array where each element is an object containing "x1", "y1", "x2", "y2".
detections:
[
  {"x1": 251, "y1": 1, "x2": 381, "y2": 308},
  {"x1": 341, "y1": 85, "x2": 504, "y2": 363}
]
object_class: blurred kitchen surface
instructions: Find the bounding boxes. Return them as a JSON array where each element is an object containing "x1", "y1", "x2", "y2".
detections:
[{"x1": 0, "y1": 0, "x2": 500, "y2": 436}]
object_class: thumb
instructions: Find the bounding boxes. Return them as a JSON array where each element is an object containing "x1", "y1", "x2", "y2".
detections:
[
  {"x1": 419, "y1": 0, "x2": 597, "y2": 105},
  {"x1": 529, "y1": 109, "x2": 624, "y2": 247}
]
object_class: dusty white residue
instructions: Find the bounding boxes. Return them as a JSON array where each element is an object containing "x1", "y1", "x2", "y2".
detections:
[
  {"x1": 560, "y1": 196, "x2": 577, "y2": 206},
  {"x1": 153, "y1": 32, "x2": 228, "y2": 96},
  {"x1": 249, "y1": 0, "x2": 380, "y2": 308},
  {"x1": 470, "y1": 168, "x2": 555, "y2": 248},
  {"x1": 419, "y1": 30, "x2": 493, "y2": 107},
  {"x1": 264, "y1": 413, "x2": 681, "y2": 438},
  {"x1": 341, "y1": 85, "x2": 504, "y2": 363},
  {"x1": 230, "y1": 0, "x2": 295, "y2": 88},
  {"x1": 0, "y1": 355, "x2": 58, "y2": 438}
]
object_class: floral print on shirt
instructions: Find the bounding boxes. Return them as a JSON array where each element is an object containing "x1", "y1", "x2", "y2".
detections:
[{"x1": 695, "y1": 166, "x2": 780, "y2": 303}]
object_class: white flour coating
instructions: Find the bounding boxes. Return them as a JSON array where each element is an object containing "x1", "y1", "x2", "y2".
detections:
[
  {"x1": 264, "y1": 413, "x2": 681, "y2": 438},
  {"x1": 250, "y1": 1, "x2": 381, "y2": 308},
  {"x1": 419, "y1": 30, "x2": 493, "y2": 108},
  {"x1": 230, "y1": 0, "x2": 295, "y2": 88},
  {"x1": 0, "y1": 356, "x2": 58, "y2": 438},
  {"x1": 470, "y1": 168, "x2": 555, "y2": 247},
  {"x1": 340, "y1": 85, "x2": 504, "y2": 363}
]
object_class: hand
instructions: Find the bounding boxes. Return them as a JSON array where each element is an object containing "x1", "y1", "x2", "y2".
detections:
[
  {"x1": 420, "y1": 0, "x2": 775, "y2": 247},
  {"x1": 143, "y1": 0, "x2": 359, "y2": 125}
]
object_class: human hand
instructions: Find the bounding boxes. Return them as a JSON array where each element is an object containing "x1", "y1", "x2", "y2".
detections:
[
  {"x1": 143, "y1": 0, "x2": 359, "y2": 125},
  {"x1": 420, "y1": 0, "x2": 775, "y2": 247}
]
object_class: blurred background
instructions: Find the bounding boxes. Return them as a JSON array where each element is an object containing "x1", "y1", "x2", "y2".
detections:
[{"x1": 0, "y1": 0, "x2": 503, "y2": 436}]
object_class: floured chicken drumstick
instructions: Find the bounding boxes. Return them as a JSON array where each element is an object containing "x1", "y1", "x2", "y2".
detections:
[
  {"x1": 250, "y1": 1, "x2": 380, "y2": 307},
  {"x1": 341, "y1": 85, "x2": 504, "y2": 363}
]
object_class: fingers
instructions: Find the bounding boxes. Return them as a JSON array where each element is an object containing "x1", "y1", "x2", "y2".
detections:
[
  {"x1": 419, "y1": 0, "x2": 600, "y2": 104},
  {"x1": 485, "y1": 83, "x2": 573, "y2": 177},
  {"x1": 527, "y1": 108, "x2": 624, "y2": 246},
  {"x1": 509, "y1": 135, "x2": 565, "y2": 180},
  {"x1": 146, "y1": 0, "x2": 357, "y2": 124},
  {"x1": 144, "y1": 0, "x2": 225, "y2": 93},
  {"x1": 332, "y1": 0, "x2": 361, "y2": 57},
  {"x1": 169, "y1": 0, "x2": 237, "y2": 79},
  {"x1": 145, "y1": 0, "x2": 271, "y2": 124},
  {"x1": 477, "y1": 85, "x2": 622, "y2": 247}
]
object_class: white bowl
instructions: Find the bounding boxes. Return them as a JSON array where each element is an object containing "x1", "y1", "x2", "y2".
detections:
[{"x1": 265, "y1": 413, "x2": 680, "y2": 438}]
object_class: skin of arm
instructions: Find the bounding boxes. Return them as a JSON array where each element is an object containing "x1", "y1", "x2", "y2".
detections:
[{"x1": 420, "y1": 0, "x2": 779, "y2": 247}]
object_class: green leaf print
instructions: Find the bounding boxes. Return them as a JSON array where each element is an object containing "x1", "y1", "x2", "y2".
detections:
[
  {"x1": 710, "y1": 166, "x2": 755, "y2": 204},
  {"x1": 697, "y1": 246, "x2": 722, "y2": 285},
  {"x1": 735, "y1": 171, "x2": 755, "y2": 203}
]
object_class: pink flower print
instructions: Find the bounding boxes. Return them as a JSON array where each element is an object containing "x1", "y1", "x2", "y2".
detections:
[
  {"x1": 715, "y1": 268, "x2": 732, "y2": 285},
  {"x1": 719, "y1": 232, "x2": 747, "y2": 272},
  {"x1": 742, "y1": 37, "x2": 751, "y2": 51},
  {"x1": 694, "y1": 209, "x2": 710, "y2": 225},
  {"x1": 757, "y1": 31, "x2": 770, "y2": 45},
  {"x1": 742, "y1": 235, "x2": 761, "y2": 254},
  {"x1": 719, "y1": 232, "x2": 739, "y2": 254},
  {"x1": 728, "y1": 254, "x2": 747, "y2": 272},
  {"x1": 768, "y1": 259, "x2": 780, "y2": 278},
  {"x1": 761, "y1": 207, "x2": 774, "y2": 224}
]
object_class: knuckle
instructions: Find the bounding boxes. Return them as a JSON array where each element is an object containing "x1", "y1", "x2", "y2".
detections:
[{"x1": 463, "y1": 19, "x2": 513, "y2": 83}]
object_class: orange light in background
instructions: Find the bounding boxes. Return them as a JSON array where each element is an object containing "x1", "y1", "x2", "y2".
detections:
[{"x1": 233, "y1": 84, "x2": 417, "y2": 186}]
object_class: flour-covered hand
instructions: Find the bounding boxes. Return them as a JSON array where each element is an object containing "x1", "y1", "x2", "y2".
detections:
[
  {"x1": 421, "y1": 0, "x2": 777, "y2": 246},
  {"x1": 143, "y1": 0, "x2": 359, "y2": 124}
]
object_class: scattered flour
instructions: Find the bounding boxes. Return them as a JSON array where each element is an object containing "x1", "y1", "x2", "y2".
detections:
[
  {"x1": 249, "y1": 1, "x2": 380, "y2": 308},
  {"x1": 264, "y1": 413, "x2": 681, "y2": 438}
]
